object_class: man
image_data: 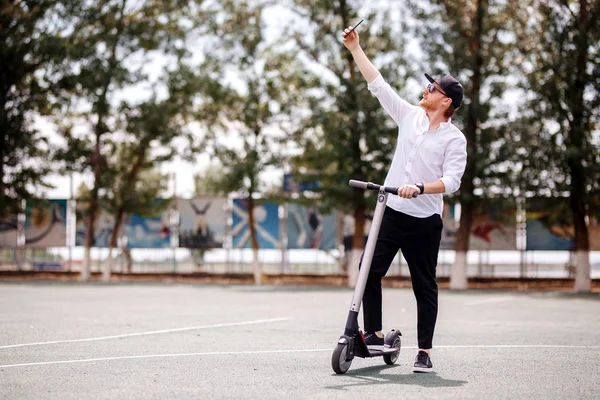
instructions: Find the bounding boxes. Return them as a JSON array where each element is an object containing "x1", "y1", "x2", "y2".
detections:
[{"x1": 343, "y1": 26, "x2": 467, "y2": 373}]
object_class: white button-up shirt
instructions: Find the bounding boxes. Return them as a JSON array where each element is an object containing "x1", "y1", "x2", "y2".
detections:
[{"x1": 368, "y1": 74, "x2": 468, "y2": 218}]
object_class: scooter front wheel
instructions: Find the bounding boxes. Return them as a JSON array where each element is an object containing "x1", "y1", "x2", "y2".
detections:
[
  {"x1": 383, "y1": 335, "x2": 401, "y2": 365},
  {"x1": 331, "y1": 343, "x2": 352, "y2": 374}
]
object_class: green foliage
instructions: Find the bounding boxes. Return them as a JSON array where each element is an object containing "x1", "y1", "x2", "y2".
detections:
[
  {"x1": 49, "y1": 0, "x2": 200, "y2": 253},
  {"x1": 0, "y1": 0, "x2": 81, "y2": 217},
  {"x1": 75, "y1": 165, "x2": 169, "y2": 218},
  {"x1": 4, "y1": 0, "x2": 598, "y2": 258},
  {"x1": 195, "y1": 0, "x2": 298, "y2": 198},
  {"x1": 508, "y1": 0, "x2": 600, "y2": 201},
  {"x1": 53, "y1": 0, "x2": 195, "y2": 171},
  {"x1": 193, "y1": 163, "x2": 229, "y2": 197},
  {"x1": 407, "y1": 0, "x2": 516, "y2": 200},
  {"x1": 103, "y1": 143, "x2": 171, "y2": 217},
  {"x1": 280, "y1": 1, "x2": 409, "y2": 214}
]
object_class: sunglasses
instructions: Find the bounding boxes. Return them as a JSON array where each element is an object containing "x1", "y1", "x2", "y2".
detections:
[{"x1": 427, "y1": 83, "x2": 447, "y2": 96}]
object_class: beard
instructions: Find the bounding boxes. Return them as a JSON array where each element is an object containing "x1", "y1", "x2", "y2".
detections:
[{"x1": 419, "y1": 98, "x2": 435, "y2": 111}]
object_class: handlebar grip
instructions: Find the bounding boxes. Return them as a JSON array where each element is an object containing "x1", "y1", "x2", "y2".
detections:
[
  {"x1": 349, "y1": 179, "x2": 418, "y2": 198},
  {"x1": 349, "y1": 179, "x2": 368, "y2": 189},
  {"x1": 384, "y1": 187, "x2": 418, "y2": 198}
]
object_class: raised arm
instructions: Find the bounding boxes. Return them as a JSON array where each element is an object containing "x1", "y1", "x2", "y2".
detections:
[
  {"x1": 342, "y1": 27, "x2": 379, "y2": 83},
  {"x1": 342, "y1": 26, "x2": 416, "y2": 127}
]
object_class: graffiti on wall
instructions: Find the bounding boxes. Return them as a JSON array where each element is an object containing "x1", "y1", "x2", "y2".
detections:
[
  {"x1": 286, "y1": 204, "x2": 336, "y2": 250},
  {"x1": 232, "y1": 200, "x2": 280, "y2": 249},
  {"x1": 25, "y1": 199, "x2": 68, "y2": 247}
]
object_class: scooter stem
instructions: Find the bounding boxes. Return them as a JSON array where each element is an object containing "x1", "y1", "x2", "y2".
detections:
[{"x1": 349, "y1": 188, "x2": 388, "y2": 314}]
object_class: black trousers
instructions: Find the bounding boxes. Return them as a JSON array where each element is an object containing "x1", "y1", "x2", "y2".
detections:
[{"x1": 360, "y1": 206, "x2": 443, "y2": 349}]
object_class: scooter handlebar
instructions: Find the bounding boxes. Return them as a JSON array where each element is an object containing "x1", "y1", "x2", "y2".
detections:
[
  {"x1": 349, "y1": 179, "x2": 418, "y2": 198},
  {"x1": 349, "y1": 179, "x2": 368, "y2": 189}
]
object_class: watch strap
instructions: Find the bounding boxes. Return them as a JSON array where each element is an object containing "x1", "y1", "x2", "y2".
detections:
[{"x1": 415, "y1": 182, "x2": 425, "y2": 194}]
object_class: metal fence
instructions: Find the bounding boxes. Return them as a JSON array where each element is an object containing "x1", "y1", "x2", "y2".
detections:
[{"x1": 1, "y1": 246, "x2": 599, "y2": 280}]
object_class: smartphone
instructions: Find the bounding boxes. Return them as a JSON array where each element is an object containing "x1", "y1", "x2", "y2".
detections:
[{"x1": 343, "y1": 19, "x2": 364, "y2": 38}]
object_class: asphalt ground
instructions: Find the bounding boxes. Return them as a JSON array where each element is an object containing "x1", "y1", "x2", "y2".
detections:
[{"x1": 1, "y1": 282, "x2": 599, "y2": 399}]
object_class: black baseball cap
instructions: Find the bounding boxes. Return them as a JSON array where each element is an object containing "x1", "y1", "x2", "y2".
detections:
[{"x1": 425, "y1": 73, "x2": 463, "y2": 110}]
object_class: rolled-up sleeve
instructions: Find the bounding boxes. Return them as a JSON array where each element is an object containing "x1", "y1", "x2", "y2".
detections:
[
  {"x1": 440, "y1": 136, "x2": 468, "y2": 195},
  {"x1": 368, "y1": 74, "x2": 416, "y2": 126}
]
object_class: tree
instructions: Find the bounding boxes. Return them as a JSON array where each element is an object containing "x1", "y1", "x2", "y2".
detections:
[
  {"x1": 0, "y1": 0, "x2": 80, "y2": 219},
  {"x1": 510, "y1": 0, "x2": 600, "y2": 292},
  {"x1": 282, "y1": 1, "x2": 409, "y2": 284},
  {"x1": 194, "y1": 163, "x2": 228, "y2": 197},
  {"x1": 195, "y1": 0, "x2": 303, "y2": 284},
  {"x1": 53, "y1": 0, "x2": 194, "y2": 280},
  {"x1": 98, "y1": 61, "x2": 202, "y2": 280},
  {"x1": 407, "y1": 0, "x2": 516, "y2": 289},
  {"x1": 75, "y1": 166, "x2": 168, "y2": 275}
]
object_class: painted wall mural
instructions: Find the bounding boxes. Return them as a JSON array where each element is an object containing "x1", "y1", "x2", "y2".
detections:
[
  {"x1": 177, "y1": 197, "x2": 226, "y2": 249},
  {"x1": 441, "y1": 199, "x2": 517, "y2": 250},
  {"x1": 286, "y1": 204, "x2": 336, "y2": 250},
  {"x1": 0, "y1": 214, "x2": 18, "y2": 247},
  {"x1": 75, "y1": 203, "x2": 115, "y2": 248},
  {"x1": 25, "y1": 199, "x2": 68, "y2": 247},
  {"x1": 232, "y1": 199, "x2": 280, "y2": 249}
]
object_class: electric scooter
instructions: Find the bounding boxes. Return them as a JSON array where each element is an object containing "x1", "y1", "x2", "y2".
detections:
[{"x1": 331, "y1": 179, "x2": 417, "y2": 374}]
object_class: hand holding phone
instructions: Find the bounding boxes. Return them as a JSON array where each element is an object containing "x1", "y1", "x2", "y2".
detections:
[{"x1": 343, "y1": 19, "x2": 364, "y2": 38}]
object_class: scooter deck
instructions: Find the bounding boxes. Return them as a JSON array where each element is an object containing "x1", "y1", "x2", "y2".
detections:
[{"x1": 366, "y1": 345, "x2": 400, "y2": 356}]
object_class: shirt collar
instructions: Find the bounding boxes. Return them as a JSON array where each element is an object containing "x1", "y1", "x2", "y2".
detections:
[
  {"x1": 421, "y1": 108, "x2": 452, "y2": 129},
  {"x1": 440, "y1": 118, "x2": 452, "y2": 127},
  {"x1": 421, "y1": 114, "x2": 452, "y2": 133}
]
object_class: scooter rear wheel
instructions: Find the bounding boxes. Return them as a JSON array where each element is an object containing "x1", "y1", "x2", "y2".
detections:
[
  {"x1": 383, "y1": 336, "x2": 401, "y2": 365},
  {"x1": 331, "y1": 343, "x2": 352, "y2": 374}
]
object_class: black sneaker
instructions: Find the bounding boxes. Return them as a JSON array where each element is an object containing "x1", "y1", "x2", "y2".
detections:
[
  {"x1": 413, "y1": 351, "x2": 434, "y2": 373},
  {"x1": 364, "y1": 332, "x2": 384, "y2": 346}
]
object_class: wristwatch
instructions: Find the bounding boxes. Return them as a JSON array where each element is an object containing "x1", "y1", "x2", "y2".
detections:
[{"x1": 415, "y1": 182, "x2": 425, "y2": 194}]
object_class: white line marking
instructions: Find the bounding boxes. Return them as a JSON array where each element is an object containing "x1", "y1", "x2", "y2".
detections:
[
  {"x1": 0, "y1": 317, "x2": 291, "y2": 349},
  {"x1": 1, "y1": 345, "x2": 599, "y2": 369},
  {"x1": 435, "y1": 345, "x2": 600, "y2": 349},
  {"x1": 0, "y1": 348, "x2": 332, "y2": 369},
  {"x1": 463, "y1": 296, "x2": 516, "y2": 306}
]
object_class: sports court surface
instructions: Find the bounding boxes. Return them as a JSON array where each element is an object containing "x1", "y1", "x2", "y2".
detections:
[{"x1": 1, "y1": 282, "x2": 599, "y2": 399}]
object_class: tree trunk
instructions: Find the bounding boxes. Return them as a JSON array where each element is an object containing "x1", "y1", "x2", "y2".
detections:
[
  {"x1": 450, "y1": 0, "x2": 484, "y2": 290},
  {"x1": 569, "y1": 144, "x2": 591, "y2": 292},
  {"x1": 82, "y1": 0, "x2": 125, "y2": 282},
  {"x1": 82, "y1": 199, "x2": 97, "y2": 281},
  {"x1": 336, "y1": 213, "x2": 346, "y2": 273},
  {"x1": 450, "y1": 133, "x2": 477, "y2": 290},
  {"x1": 82, "y1": 83, "x2": 109, "y2": 282},
  {"x1": 0, "y1": 91, "x2": 6, "y2": 216},
  {"x1": 247, "y1": 196, "x2": 262, "y2": 285},
  {"x1": 82, "y1": 202, "x2": 99, "y2": 282},
  {"x1": 570, "y1": 0, "x2": 591, "y2": 292},
  {"x1": 341, "y1": 4, "x2": 367, "y2": 287},
  {"x1": 105, "y1": 246, "x2": 114, "y2": 281},
  {"x1": 103, "y1": 143, "x2": 147, "y2": 282},
  {"x1": 103, "y1": 218, "x2": 119, "y2": 281},
  {"x1": 451, "y1": 204, "x2": 473, "y2": 289},
  {"x1": 123, "y1": 248, "x2": 132, "y2": 273},
  {"x1": 104, "y1": 208, "x2": 124, "y2": 281},
  {"x1": 81, "y1": 128, "x2": 102, "y2": 281}
]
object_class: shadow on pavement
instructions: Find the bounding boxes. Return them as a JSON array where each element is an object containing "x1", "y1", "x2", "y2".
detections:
[{"x1": 326, "y1": 364, "x2": 468, "y2": 390}]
